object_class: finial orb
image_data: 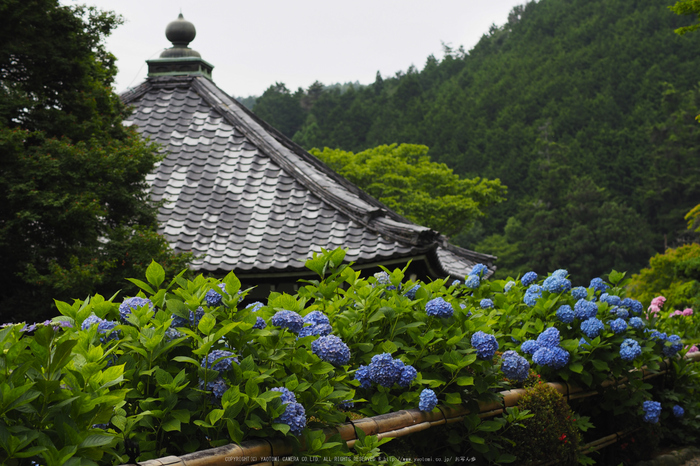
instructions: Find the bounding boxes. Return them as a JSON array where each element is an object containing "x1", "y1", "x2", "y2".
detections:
[{"x1": 165, "y1": 13, "x2": 196, "y2": 47}]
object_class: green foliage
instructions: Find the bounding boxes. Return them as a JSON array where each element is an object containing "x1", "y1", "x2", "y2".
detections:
[
  {"x1": 2, "y1": 248, "x2": 697, "y2": 463},
  {"x1": 628, "y1": 244, "x2": 700, "y2": 316},
  {"x1": 475, "y1": 132, "x2": 653, "y2": 283},
  {"x1": 669, "y1": 0, "x2": 700, "y2": 35},
  {"x1": 310, "y1": 144, "x2": 506, "y2": 237},
  {"x1": 501, "y1": 383, "x2": 581, "y2": 465},
  {"x1": 0, "y1": 321, "x2": 127, "y2": 466},
  {"x1": 252, "y1": 83, "x2": 307, "y2": 138},
  {"x1": 0, "y1": 0, "x2": 191, "y2": 322}
]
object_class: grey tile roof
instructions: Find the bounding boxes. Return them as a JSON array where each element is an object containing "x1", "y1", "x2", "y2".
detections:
[{"x1": 121, "y1": 75, "x2": 496, "y2": 279}]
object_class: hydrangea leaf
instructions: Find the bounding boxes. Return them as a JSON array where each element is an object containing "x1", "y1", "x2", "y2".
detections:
[
  {"x1": 569, "y1": 362, "x2": 584, "y2": 373},
  {"x1": 145, "y1": 261, "x2": 165, "y2": 288}
]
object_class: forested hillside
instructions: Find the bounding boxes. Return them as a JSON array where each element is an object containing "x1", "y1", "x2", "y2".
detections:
[{"x1": 250, "y1": 0, "x2": 700, "y2": 282}]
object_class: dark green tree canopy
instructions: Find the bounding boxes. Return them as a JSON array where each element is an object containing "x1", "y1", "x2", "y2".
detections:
[{"x1": 0, "y1": 0, "x2": 190, "y2": 321}]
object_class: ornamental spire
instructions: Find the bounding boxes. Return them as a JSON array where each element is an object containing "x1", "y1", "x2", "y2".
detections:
[{"x1": 147, "y1": 13, "x2": 214, "y2": 80}]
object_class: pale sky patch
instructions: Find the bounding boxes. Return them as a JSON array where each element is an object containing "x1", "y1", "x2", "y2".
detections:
[{"x1": 62, "y1": 0, "x2": 527, "y2": 97}]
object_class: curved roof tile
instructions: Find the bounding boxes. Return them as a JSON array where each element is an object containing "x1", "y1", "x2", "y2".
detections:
[{"x1": 121, "y1": 76, "x2": 495, "y2": 279}]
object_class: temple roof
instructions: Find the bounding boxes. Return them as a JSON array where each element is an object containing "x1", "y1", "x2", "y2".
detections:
[{"x1": 120, "y1": 15, "x2": 495, "y2": 280}]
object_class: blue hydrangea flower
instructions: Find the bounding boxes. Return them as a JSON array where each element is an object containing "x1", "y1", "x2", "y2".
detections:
[
  {"x1": 374, "y1": 271, "x2": 391, "y2": 285},
  {"x1": 521, "y1": 340, "x2": 540, "y2": 355},
  {"x1": 199, "y1": 377, "x2": 228, "y2": 402},
  {"x1": 201, "y1": 350, "x2": 238, "y2": 372},
  {"x1": 549, "y1": 347, "x2": 570, "y2": 369},
  {"x1": 480, "y1": 298, "x2": 494, "y2": 309},
  {"x1": 673, "y1": 405, "x2": 685, "y2": 418},
  {"x1": 532, "y1": 347, "x2": 553, "y2": 366},
  {"x1": 303, "y1": 311, "x2": 330, "y2": 326},
  {"x1": 556, "y1": 305, "x2": 575, "y2": 324},
  {"x1": 610, "y1": 318, "x2": 627, "y2": 334},
  {"x1": 271, "y1": 387, "x2": 297, "y2": 404},
  {"x1": 574, "y1": 299, "x2": 598, "y2": 320},
  {"x1": 504, "y1": 281, "x2": 515, "y2": 293},
  {"x1": 247, "y1": 301, "x2": 264, "y2": 313},
  {"x1": 589, "y1": 278, "x2": 608, "y2": 293},
  {"x1": 643, "y1": 401, "x2": 661, "y2": 423},
  {"x1": 620, "y1": 339, "x2": 641, "y2": 361},
  {"x1": 615, "y1": 308, "x2": 629, "y2": 320},
  {"x1": 97, "y1": 320, "x2": 120, "y2": 342},
  {"x1": 354, "y1": 365, "x2": 372, "y2": 389},
  {"x1": 81, "y1": 314, "x2": 103, "y2": 331},
  {"x1": 600, "y1": 294, "x2": 621, "y2": 306},
  {"x1": 425, "y1": 297, "x2": 453, "y2": 318},
  {"x1": 531, "y1": 346, "x2": 568, "y2": 369},
  {"x1": 629, "y1": 317, "x2": 644, "y2": 330},
  {"x1": 524, "y1": 285, "x2": 543, "y2": 307},
  {"x1": 521, "y1": 271, "x2": 538, "y2": 287},
  {"x1": 205, "y1": 289, "x2": 224, "y2": 307},
  {"x1": 650, "y1": 330, "x2": 668, "y2": 341},
  {"x1": 170, "y1": 314, "x2": 189, "y2": 328},
  {"x1": 501, "y1": 350, "x2": 530, "y2": 382},
  {"x1": 312, "y1": 335, "x2": 351, "y2": 366},
  {"x1": 252, "y1": 317, "x2": 267, "y2": 330},
  {"x1": 663, "y1": 335, "x2": 683, "y2": 357},
  {"x1": 369, "y1": 353, "x2": 401, "y2": 387},
  {"x1": 403, "y1": 285, "x2": 420, "y2": 299},
  {"x1": 274, "y1": 399, "x2": 306, "y2": 435},
  {"x1": 271, "y1": 310, "x2": 304, "y2": 333},
  {"x1": 452, "y1": 279, "x2": 461, "y2": 287},
  {"x1": 581, "y1": 318, "x2": 605, "y2": 339},
  {"x1": 543, "y1": 275, "x2": 571, "y2": 293},
  {"x1": 419, "y1": 389, "x2": 438, "y2": 412},
  {"x1": 471, "y1": 331, "x2": 499, "y2": 359},
  {"x1": 571, "y1": 287, "x2": 588, "y2": 300},
  {"x1": 536, "y1": 327, "x2": 561, "y2": 348},
  {"x1": 579, "y1": 337, "x2": 590, "y2": 348},
  {"x1": 298, "y1": 323, "x2": 332, "y2": 338},
  {"x1": 628, "y1": 299, "x2": 643, "y2": 315},
  {"x1": 165, "y1": 327, "x2": 183, "y2": 341},
  {"x1": 190, "y1": 307, "x2": 205, "y2": 327},
  {"x1": 119, "y1": 297, "x2": 153, "y2": 322},
  {"x1": 552, "y1": 269, "x2": 568, "y2": 278},
  {"x1": 465, "y1": 275, "x2": 481, "y2": 289},
  {"x1": 469, "y1": 264, "x2": 489, "y2": 278},
  {"x1": 398, "y1": 364, "x2": 417, "y2": 388}
]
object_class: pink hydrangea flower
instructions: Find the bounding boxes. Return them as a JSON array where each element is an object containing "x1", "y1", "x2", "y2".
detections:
[
  {"x1": 648, "y1": 304, "x2": 661, "y2": 314},
  {"x1": 650, "y1": 296, "x2": 666, "y2": 308},
  {"x1": 673, "y1": 310, "x2": 683, "y2": 317},
  {"x1": 683, "y1": 308, "x2": 694, "y2": 316},
  {"x1": 687, "y1": 345, "x2": 698, "y2": 354}
]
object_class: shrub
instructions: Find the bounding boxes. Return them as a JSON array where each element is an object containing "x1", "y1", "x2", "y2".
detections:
[
  {"x1": 1, "y1": 249, "x2": 699, "y2": 464},
  {"x1": 502, "y1": 382, "x2": 580, "y2": 465}
]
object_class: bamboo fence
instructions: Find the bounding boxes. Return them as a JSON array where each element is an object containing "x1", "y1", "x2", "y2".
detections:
[{"x1": 123, "y1": 351, "x2": 700, "y2": 466}]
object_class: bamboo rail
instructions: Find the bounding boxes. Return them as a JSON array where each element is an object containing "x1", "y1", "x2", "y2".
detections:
[{"x1": 124, "y1": 352, "x2": 700, "y2": 466}]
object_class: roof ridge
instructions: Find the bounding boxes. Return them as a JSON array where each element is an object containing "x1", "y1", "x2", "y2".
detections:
[{"x1": 188, "y1": 77, "x2": 439, "y2": 248}]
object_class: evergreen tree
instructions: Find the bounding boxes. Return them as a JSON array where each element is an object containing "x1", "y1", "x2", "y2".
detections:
[
  {"x1": 0, "y1": 0, "x2": 190, "y2": 322},
  {"x1": 252, "y1": 82, "x2": 306, "y2": 139}
]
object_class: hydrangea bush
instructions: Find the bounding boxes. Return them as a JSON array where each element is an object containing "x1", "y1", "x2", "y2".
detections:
[{"x1": 1, "y1": 249, "x2": 699, "y2": 465}]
